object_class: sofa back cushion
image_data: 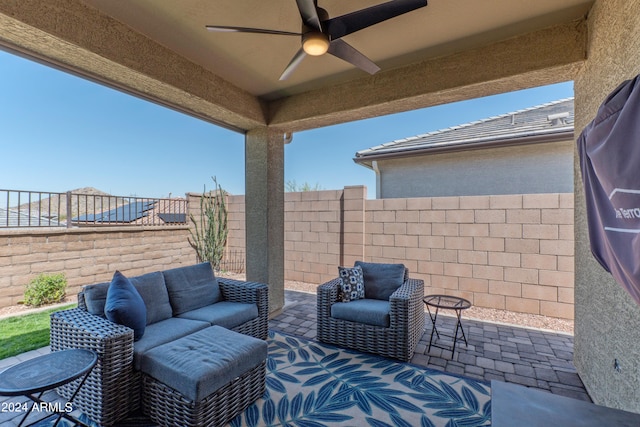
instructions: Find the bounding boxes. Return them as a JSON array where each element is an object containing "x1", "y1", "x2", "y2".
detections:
[
  {"x1": 129, "y1": 272, "x2": 173, "y2": 325},
  {"x1": 163, "y1": 262, "x2": 221, "y2": 316},
  {"x1": 82, "y1": 281, "x2": 110, "y2": 317},
  {"x1": 355, "y1": 261, "x2": 407, "y2": 301},
  {"x1": 81, "y1": 271, "x2": 172, "y2": 325}
]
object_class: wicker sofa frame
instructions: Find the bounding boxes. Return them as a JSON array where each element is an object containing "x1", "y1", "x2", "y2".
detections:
[
  {"x1": 50, "y1": 277, "x2": 268, "y2": 426},
  {"x1": 317, "y1": 275, "x2": 425, "y2": 362}
]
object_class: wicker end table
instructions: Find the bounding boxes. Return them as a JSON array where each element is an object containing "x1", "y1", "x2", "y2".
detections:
[
  {"x1": 423, "y1": 294, "x2": 472, "y2": 357},
  {"x1": 0, "y1": 349, "x2": 97, "y2": 427}
]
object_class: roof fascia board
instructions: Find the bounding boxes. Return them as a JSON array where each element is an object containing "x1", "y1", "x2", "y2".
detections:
[{"x1": 353, "y1": 130, "x2": 575, "y2": 164}]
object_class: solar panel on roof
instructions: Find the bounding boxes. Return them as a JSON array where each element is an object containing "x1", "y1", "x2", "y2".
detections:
[
  {"x1": 73, "y1": 201, "x2": 156, "y2": 223},
  {"x1": 158, "y1": 213, "x2": 186, "y2": 223}
]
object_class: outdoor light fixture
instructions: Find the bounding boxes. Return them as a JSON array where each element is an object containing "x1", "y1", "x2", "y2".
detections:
[{"x1": 302, "y1": 32, "x2": 330, "y2": 56}]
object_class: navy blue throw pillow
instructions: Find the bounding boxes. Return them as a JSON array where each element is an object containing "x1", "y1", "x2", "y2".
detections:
[{"x1": 104, "y1": 271, "x2": 147, "y2": 341}]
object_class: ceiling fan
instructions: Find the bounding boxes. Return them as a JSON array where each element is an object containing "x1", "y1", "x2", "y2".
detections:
[{"x1": 206, "y1": 0, "x2": 428, "y2": 81}]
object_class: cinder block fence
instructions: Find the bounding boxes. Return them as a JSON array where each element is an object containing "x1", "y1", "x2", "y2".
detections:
[
  {"x1": 1, "y1": 187, "x2": 574, "y2": 319},
  {"x1": 228, "y1": 186, "x2": 575, "y2": 319}
]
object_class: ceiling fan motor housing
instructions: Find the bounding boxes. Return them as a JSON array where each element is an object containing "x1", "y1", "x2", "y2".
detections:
[{"x1": 302, "y1": 31, "x2": 330, "y2": 55}]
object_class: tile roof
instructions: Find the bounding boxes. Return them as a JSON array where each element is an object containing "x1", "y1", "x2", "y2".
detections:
[{"x1": 354, "y1": 98, "x2": 574, "y2": 161}]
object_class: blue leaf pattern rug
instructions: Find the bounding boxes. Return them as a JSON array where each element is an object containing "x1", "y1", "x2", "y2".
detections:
[
  {"x1": 230, "y1": 331, "x2": 491, "y2": 427},
  {"x1": 35, "y1": 331, "x2": 491, "y2": 427}
]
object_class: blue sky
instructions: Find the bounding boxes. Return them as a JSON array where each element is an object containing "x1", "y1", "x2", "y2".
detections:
[{"x1": 0, "y1": 50, "x2": 573, "y2": 199}]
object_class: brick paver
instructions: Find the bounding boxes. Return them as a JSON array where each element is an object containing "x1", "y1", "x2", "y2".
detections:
[
  {"x1": 269, "y1": 290, "x2": 590, "y2": 402},
  {"x1": 0, "y1": 290, "x2": 588, "y2": 426}
]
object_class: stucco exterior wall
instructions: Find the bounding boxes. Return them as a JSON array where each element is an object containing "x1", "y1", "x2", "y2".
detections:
[
  {"x1": 376, "y1": 140, "x2": 574, "y2": 198},
  {"x1": 573, "y1": 0, "x2": 640, "y2": 413}
]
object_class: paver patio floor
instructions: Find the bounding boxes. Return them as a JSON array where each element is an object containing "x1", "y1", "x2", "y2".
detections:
[
  {"x1": 271, "y1": 290, "x2": 589, "y2": 402},
  {"x1": 0, "y1": 290, "x2": 589, "y2": 426}
]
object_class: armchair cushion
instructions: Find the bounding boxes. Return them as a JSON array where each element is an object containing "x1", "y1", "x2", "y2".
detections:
[
  {"x1": 104, "y1": 271, "x2": 147, "y2": 341},
  {"x1": 355, "y1": 261, "x2": 406, "y2": 300},
  {"x1": 331, "y1": 299, "x2": 391, "y2": 328},
  {"x1": 338, "y1": 265, "x2": 365, "y2": 302},
  {"x1": 163, "y1": 262, "x2": 221, "y2": 315}
]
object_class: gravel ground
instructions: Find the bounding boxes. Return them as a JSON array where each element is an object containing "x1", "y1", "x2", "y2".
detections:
[{"x1": 1, "y1": 274, "x2": 574, "y2": 335}]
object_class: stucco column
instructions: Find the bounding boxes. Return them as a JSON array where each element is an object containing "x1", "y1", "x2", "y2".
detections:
[
  {"x1": 573, "y1": 0, "x2": 640, "y2": 413},
  {"x1": 245, "y1": 127, "x2": 285, "y2": 314}
]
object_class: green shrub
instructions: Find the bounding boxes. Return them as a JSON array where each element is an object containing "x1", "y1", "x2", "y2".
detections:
[{"x1": 23, "y1": 273, "x2": 67, "y2": 307}]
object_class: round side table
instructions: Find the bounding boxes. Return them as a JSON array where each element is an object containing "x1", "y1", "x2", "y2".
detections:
[
  {"x1": 423, "y1": 294, "x2": 472, "y2": 357},
  {"x1": 0, "y1": 349, "x2": 97, "y2": 427}
]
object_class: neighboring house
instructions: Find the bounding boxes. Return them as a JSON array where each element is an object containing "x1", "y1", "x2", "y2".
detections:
[
  {"x1": 354, "y1": 98, "x2": 574, "y2": 199},
  {"x1": 0, "y1": 207, "x2": 61, "y2": 227}
]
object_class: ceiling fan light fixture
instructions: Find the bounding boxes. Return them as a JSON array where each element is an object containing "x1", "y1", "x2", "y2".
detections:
[{"x1": 302, "y1": 32, "x2": 330, "y2": 56}]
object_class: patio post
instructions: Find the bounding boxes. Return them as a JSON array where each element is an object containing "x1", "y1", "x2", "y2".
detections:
[{"x1": 245, "y1": 126, "x2": 285, "y2": 315}]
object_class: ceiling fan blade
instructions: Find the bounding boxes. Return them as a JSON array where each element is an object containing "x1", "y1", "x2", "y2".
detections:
[
  {"x1": 324, "y1": 0, "x2": 427, "y2": 40},
  {"x1": 295, "y1": 0, "x2": 322, "y2": 31},
  {"x1": 279, "y1": 48, "x2": 307, "y2": 81},
  {"x1": 206, "y1": 25, "x2": 300, "y2": 36},
  {"x1": 327, "y1": 39, "x2": 381, "y2": 75}
]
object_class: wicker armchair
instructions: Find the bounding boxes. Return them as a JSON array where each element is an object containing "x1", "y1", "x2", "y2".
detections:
[
  {"x1": 317, "y1": 262, "x2": 425, "y2": 362},
  {"x1": 50, "y1": 277, "x2": 268, "y2": 426}
]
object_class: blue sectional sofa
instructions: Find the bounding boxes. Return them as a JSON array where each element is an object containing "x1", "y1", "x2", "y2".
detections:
[{"x1": 50, "y1": 262, "x2": 269, "y2": 426}]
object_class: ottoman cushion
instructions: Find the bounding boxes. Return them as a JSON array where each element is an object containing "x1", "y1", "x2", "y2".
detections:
[
  {"x1": 133, "y1": 317, "x2": 210, "y2": 370},
  {"x1": 139, "y1": 326, "x2": 267, "y2": 402}
]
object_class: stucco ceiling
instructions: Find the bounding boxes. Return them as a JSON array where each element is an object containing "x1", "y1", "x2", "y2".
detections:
[
  {"x1": 0, "y1": 0, "x2": 593, "y2": 132},
  {"x1": 81, "y1": 0, "x2": 593, "y2": 100}
]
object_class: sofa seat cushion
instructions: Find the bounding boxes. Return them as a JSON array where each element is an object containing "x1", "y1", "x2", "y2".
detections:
[
  {"x1": 177, "y1": 301, "x2": 258, "y2": 329},
  {"x1": 355, "y1": 261, "x2": 406, "y2": 301},
  {"x1": 133, "y1": 317, "x2": 209, "y2": 369},
  {"x1": 331, "y1": 299, "x2": 391, "y2": 328},
  {"x1": 139, "y1": 326, "x2": 267, "y2": 402},
  {"x1": 163, "y1": 263, "x2": 222, "y2": 315}
]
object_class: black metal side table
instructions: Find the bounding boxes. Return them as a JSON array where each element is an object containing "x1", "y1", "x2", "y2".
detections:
[
  {"x1": 0, "y1": 349, "x2": 97, "y2": 427},
  {"x1": 423, "y1": 294, "x2": 472, "y2": 357}
]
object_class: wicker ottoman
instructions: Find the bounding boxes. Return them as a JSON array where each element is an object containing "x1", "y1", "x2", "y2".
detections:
[{"x1": 139, "y1": 326, "x2": 267, "y2": 427}]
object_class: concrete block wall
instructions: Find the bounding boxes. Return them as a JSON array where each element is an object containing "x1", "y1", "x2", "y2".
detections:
[
  {"x1": 283, "y1": 189, "x2": 344, "y2": 284},
  {"x1": 226, "y1": 193, "x2": 246, "y2": 256},
  {"x1": 365, "y1": 193, "x2": 575, "y2": 319},
  {"x1": 0, "y1": 226, "x2": 194, "y2": 308},
  {"x1": 225, "y1": 185, "x2": 575, "y2": 320}
]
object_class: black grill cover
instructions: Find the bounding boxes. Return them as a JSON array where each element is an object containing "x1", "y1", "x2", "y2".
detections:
[{"x1": 577, "y1": 75, "x2": 640, "y2": 305}]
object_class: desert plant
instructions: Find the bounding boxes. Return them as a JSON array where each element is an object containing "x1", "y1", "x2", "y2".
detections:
[
  {"x1": 285, "y1": 180, "x2": 323, "y2": 192},
  {"x1": 23, "y1": 273, "x2": 67, "y2": 307},
  {"x1": 188, "y1": 177, "x2": 228, "y2": 270}
]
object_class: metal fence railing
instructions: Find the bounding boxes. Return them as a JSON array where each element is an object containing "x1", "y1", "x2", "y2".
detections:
[
  {"x1": 220, "y1": 249, "x2": 245, "y2": 274},
  {"x1": 0, "y1": 189, "x2": 188, "y2": 228}
]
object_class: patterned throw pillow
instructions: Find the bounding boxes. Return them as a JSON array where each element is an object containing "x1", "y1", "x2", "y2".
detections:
[{"x1": 338, "y1": 265, "x2": 365, "y2": 302}]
